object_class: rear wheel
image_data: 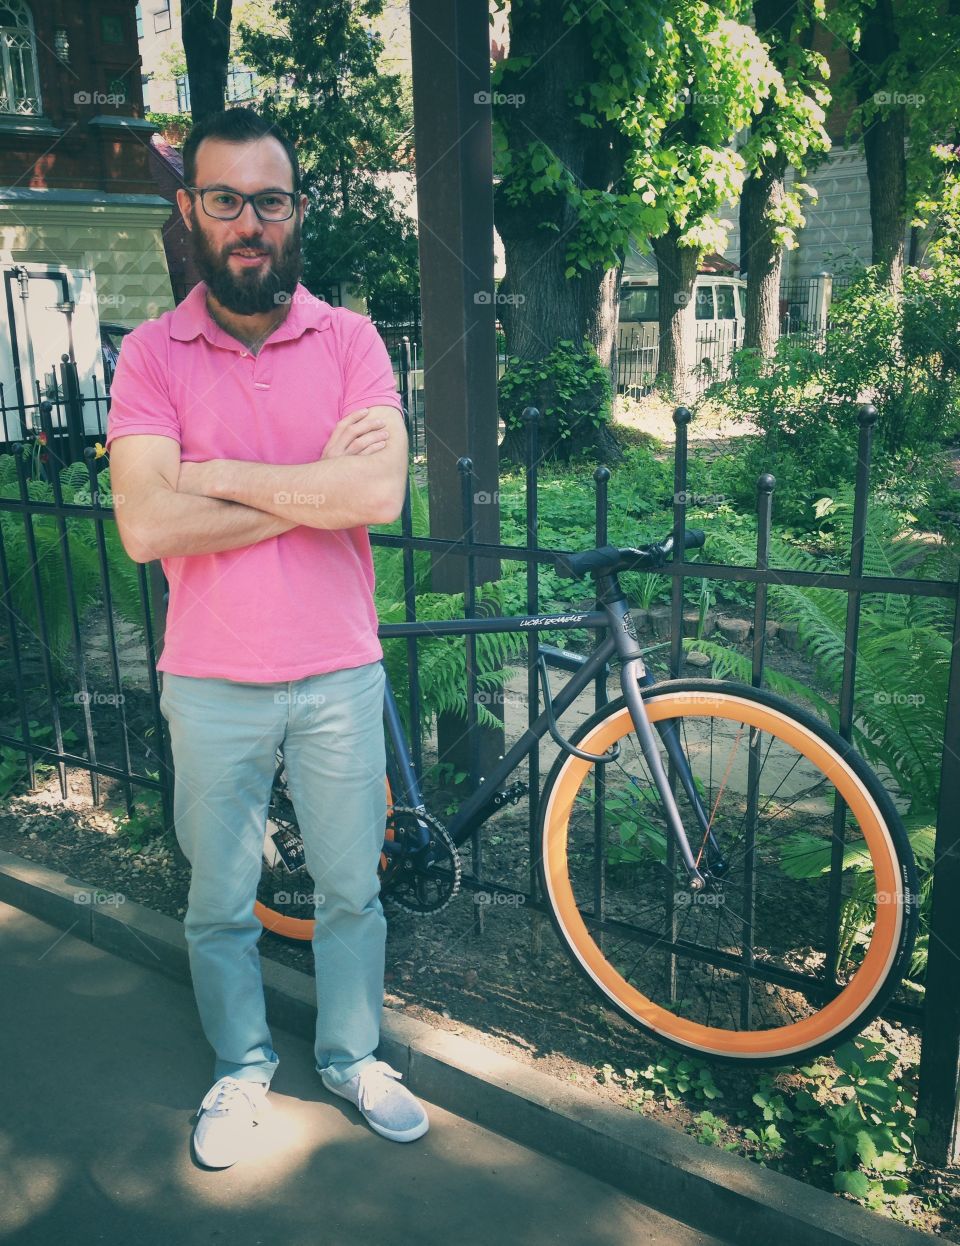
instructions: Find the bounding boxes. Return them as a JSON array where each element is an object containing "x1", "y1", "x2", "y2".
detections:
[{"x1": 538, "y1": 679, "x2": 918, "y2": 1065}]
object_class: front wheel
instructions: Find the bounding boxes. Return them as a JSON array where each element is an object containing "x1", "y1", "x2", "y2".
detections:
[{"x1": 538, "y1": 679, "x2": 918, "y2": 1066}]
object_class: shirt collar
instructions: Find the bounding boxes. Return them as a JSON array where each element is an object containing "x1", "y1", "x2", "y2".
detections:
[{"x1": 169, "y1": 280, "x2": 331, "y2": 347}]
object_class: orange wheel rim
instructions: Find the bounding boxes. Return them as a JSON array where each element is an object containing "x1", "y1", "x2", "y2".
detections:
[{"x1": 542, "y1": 692, "x2": 903, "y2": 1057}]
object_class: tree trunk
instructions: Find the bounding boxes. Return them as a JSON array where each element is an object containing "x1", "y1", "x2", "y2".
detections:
[
  {"x1": 494, "y1": 3, "x2": 625, "y2": 463},
  {"x1": 652, "y1": 225, "x2": 698, "y2": 402},
  {"x1": 741, "y1": 151, "x2": 787, "y2": 357},
  {"x1": 741, "y1": 0, "x2": 811, "y2": 357},
  {"x1": 863, "y1": 106, "x2": 906, "y2": 288},
  {"x1": 182, "y1": 0, "x2": 233, "y2": 123},
  {"x1": 856, "y1": 0, "x2": 906, "y2": 289}
]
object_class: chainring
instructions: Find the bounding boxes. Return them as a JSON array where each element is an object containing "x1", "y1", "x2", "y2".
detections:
[{"x1": 381, "y1": 805, "x2": 462, "y2": 915}]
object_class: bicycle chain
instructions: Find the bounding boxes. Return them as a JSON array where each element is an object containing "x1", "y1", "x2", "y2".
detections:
[{"x1": 382, "y1": 806, "x2": 462, "y2": 916}]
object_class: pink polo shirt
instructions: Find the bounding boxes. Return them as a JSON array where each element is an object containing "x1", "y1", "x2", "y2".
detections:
[{"x1": 104, "y1": 281, "x2": 404, "y2": 682}]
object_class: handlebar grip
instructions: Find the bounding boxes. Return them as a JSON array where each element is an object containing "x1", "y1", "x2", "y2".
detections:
[
  {"x1": 554, "y1": 545, "x2": 621, "y2": 581},
  {"x1": 686, "y1": 528, "x2": 706, "y2": 550}
]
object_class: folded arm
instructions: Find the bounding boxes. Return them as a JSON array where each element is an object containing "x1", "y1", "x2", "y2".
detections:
[
  {"x1": 178, "y1": 406, "x2": 409, "y2": 529},
  {"x1": 109, "y1": 434, "x2": 298, "y2": 563}
]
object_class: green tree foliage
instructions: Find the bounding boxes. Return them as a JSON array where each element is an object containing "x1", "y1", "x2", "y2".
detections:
[
  {"x1": 236, "y1": 0, "x2": 419, "y2": 301},
  {"x1": 492, "y1": 0, "x2": 827, "y2": 421},
  {"x1": 829, "y1": 0, "x2": 960, "y2": 285}
]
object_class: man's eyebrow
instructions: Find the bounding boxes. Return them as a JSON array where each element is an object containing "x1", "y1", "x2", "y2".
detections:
[{"x1": 202, "y1": 183, "x2": 293, "y2": 193}]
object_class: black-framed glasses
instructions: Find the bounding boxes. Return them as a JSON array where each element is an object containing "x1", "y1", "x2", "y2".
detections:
[{"x1": 189, "y1": 186, "x2": 297, "y2": 222}]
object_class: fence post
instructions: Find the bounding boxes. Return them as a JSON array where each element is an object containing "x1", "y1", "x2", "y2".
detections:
[
  {"x1": 59, "y1": 354, "x2": 84, "y2": 466},
  {"x1": 670, "y1": 406, "x2": 691, "y2": 678},
  {"x1": 809, "y1": 272, "x2": 832, "y2": 344},
  {"x1": 916, "y1": 569, "x2": 960, "y2": 1165}
]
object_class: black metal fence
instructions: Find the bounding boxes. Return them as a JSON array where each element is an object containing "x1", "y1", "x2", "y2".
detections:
[
  {"x1": 0, "y1": 399, "x2": 956, "y2": 1160},
  {"x1": 0, "y1": 355, "x2": 110, "y2": 465}
]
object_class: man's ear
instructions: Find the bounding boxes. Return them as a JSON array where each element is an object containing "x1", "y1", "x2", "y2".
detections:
[{"x1": 176, "y1": 188, "x2": 194, "y2": 231}]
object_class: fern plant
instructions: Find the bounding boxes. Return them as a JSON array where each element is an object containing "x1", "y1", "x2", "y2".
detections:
[{"x1": 696, "y1": 487, "x2": 955, "y2": 981}]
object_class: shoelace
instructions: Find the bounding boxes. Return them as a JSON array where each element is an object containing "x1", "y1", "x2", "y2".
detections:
[
  {"x1": 354, "y1": 1061, "x2": 403, "y2": 1113},
  {"x1": 199, "y1": 1077, "x2": 266, "y2": 1118}
]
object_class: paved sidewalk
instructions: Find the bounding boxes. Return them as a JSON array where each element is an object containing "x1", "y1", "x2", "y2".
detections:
[{"x1": 0, "y1": 900, "x2": 732, "y2": 1246}]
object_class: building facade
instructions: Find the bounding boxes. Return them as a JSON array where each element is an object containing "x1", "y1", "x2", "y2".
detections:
[{"x1": 0, "y1": 0, "x2": 172, "y2": 437}]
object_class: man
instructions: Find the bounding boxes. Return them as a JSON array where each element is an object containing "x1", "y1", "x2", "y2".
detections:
[{"x1": 106, "y1": 107, "x2": 428, "y2": 1168}]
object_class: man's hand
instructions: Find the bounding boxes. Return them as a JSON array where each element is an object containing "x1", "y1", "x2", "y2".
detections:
[{"x1": 321, "y1": 408, "x2": 391, "y2": 459}]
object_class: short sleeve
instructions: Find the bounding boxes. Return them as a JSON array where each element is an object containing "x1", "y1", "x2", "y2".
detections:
[
  {"x1": 340, "y1": 316, "x2": 404, "y2": 419},
  {"x1": 104, "y1": 328, "x2": 182, "y2": 452}
]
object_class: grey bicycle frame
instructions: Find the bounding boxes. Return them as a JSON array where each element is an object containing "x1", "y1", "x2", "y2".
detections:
[{"x1": 381, "y1": 593, "x2": 710, "y2": 889}]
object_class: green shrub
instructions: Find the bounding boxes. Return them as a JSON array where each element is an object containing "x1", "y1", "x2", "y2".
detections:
[
  {"x1": 711, "y1": 264, "x2": 960, "y2": 529},
  {"x1": 498, "y1": 337, "x2": 613, "y2": 451}
]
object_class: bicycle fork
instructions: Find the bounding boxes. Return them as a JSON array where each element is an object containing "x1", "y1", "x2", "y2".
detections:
[{"x1": 620, "y1": 659, "x2": 727, "y2": 890}]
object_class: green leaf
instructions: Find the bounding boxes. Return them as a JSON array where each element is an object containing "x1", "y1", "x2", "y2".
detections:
[
  {"x1": 834, "y1": 1170, "x2": 871, "y2": 1198},
  {"x1": 855, "y1": 1129, "x2": 878, "y2": 1167}
]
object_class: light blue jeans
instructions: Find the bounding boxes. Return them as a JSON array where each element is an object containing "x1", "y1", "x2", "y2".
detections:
[{"x1": 158, "y1": 659, "x2": 387, "y2": 1089}]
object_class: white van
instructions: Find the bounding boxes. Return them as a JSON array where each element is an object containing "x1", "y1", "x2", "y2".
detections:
[{"x1": 617, "y1": 272, "x2": 747, "y2": 394}]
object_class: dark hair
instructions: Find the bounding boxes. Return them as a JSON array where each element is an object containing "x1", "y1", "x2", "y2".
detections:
[{"x1": 181, "y1": 107, "x2": 300, "y2": 194}]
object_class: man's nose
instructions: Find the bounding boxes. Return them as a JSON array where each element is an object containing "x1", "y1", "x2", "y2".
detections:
[{"x1": 234, "y1": 199, "x2": 265, "y2": 231}]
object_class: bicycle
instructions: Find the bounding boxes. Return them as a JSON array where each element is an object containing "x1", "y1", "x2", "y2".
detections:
[{"x1": 255, "y1": 529, "x2": 919, "y2": 1066}]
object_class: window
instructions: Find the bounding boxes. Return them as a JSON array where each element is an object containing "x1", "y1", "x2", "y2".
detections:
[
  {"x1": 135, "y1": 3, "x2": 143, "y2": 40},
  {"x1": 153, "y1": 1, "x2": 171, "y2": 33},
  {"x1": 695, "y1": 285, "x2": 715, "y2": 320},
  {"x1": 226, "y1": 64, "x2": 257, "y2": 102},
  {"x1": 0, "y1": 1, "x2": 42, "y2": 116},
  {"x1": 715, "y1": 284, "x2": 736, "y2": 320},
  {"x1": 141, "y1": 73, "x2": 151, "y2": 111},
  {"x1": 175, "y1": 72, "x2": 190, "y2": 113},
  {"x1": 619, "y1": 285, "x2": 658, "y2": 323},
  {"x1": 53, "y1": 26, "x2": 69, "y2": 64}
]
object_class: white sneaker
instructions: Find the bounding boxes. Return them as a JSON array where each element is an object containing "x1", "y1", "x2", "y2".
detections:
[
  {"x1": 192, "y1": 1076, "x2": 270, "y2": 1169},
  {"x1": 321, "y1": 1061, "x2": 429, "y2": 1142}
]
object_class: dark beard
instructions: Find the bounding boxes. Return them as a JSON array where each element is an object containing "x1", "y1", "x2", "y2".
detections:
[{"x1": 189, "y1": 212, "x2": 304, "y2": 315}]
